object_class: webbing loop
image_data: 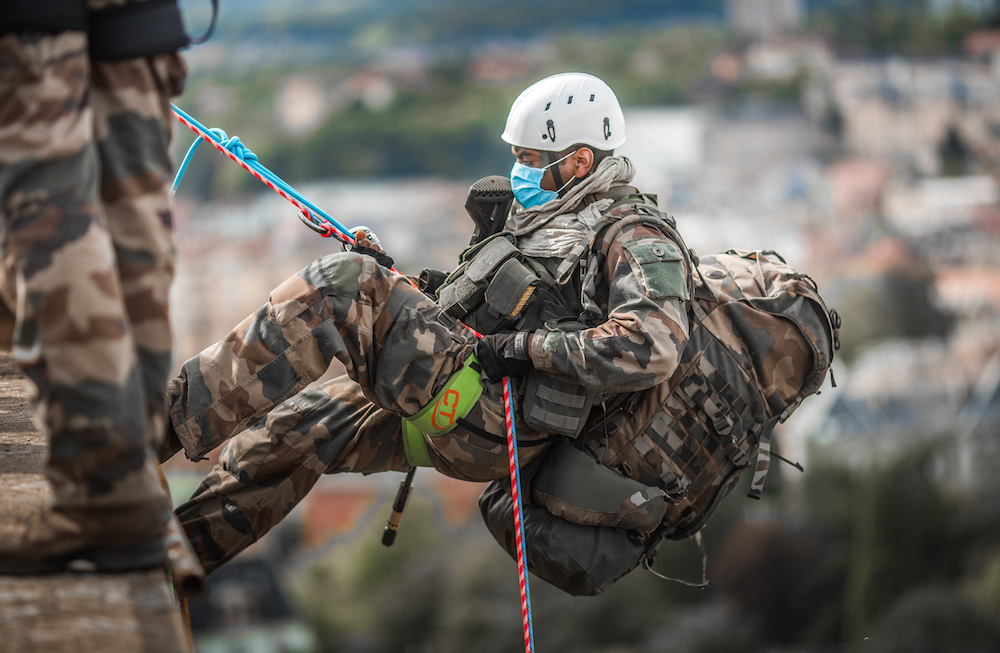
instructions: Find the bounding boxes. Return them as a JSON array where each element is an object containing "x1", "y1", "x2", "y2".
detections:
[{"x1": 401, "y1": 354, "x2": 484, "y2": 468}]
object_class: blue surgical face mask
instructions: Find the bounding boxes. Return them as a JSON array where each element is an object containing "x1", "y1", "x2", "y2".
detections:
[{"x1": 510, "y1": 152, "x2": 574, "y2": 208}]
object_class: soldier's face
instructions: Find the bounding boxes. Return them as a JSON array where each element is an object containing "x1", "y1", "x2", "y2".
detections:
[
  {"x1": 511, "y1": 146, "x2": 559, "y2": 191},
  {"x1": 511, "y1": 146, "x2": 596, "y2": 191}
]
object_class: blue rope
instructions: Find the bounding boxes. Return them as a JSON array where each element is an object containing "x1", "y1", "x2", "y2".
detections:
[{"x1": 170, "y1": 104, "x2": 353, "y2": 240}]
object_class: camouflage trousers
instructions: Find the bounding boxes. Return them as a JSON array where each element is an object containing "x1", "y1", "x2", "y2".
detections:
[
  {"x1": 169, "y1": 252, "x2": 552, "y2": 572},
  {"x1": 0, "y1": 30, "x2": 185, "y2": 516}
]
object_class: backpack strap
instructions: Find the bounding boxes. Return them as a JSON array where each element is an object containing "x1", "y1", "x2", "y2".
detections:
[
  {"x1": 554, "y1": 193, "x2": 671, "y2": 285},
  {"x1": 746, "y1": 416, "x2": 779, "y2": 499},
  {"x1": 578, "y1": 201, "x2": 697, "y2": 319},
  {"x1": 584, "y1": 184, "x2": 643, "y2": 206},
  {"x1": 642, "y1": 530, "x2": 709, "y2": 589}
]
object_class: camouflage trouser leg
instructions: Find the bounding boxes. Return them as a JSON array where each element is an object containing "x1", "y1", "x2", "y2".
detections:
[
  {"x1": 173, "y1": 362, "x2": 543, "y2": 572},
  {"x1": 0, "y1": 32, "x2": 178, "y2": 519},
  {"x1": 167, "y1": 251, "x2": 479, "y2": 462},
  {"x1": 91, "y1": 51, "x2": 187, "y2": 447},
  {"x1": 176, "y1": 374, "x2": 408, "y2": 573}
]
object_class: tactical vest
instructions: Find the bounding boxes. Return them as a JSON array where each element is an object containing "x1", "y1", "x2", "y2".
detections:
[{"x1": 434, "y1": 190, "x2": 691, "y2": 438}]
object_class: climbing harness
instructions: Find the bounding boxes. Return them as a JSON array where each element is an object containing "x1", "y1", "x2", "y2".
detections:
[
  {"x1": 404, "y1": 354, "x2": 484, "y2": 440},
  {"x1": 170, "y1": 107, "x2": 536, "y2": 653},
  {"x1": 400, "y1": 354, "x2": 484, "y2": 468}
]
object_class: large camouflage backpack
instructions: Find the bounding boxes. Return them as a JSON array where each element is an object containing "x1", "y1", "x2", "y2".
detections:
[{"x1": 480, "y1": 248, "x2": 839, "y2": 596}]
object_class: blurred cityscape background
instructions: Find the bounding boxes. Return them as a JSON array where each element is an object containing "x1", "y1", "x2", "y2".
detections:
[{"x1": 164, "y1": 0, "x2": 1000, "y2": 651}]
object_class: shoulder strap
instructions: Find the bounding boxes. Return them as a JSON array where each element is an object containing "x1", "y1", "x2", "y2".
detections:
[
  {"x1": 592, "y1": 203, "x2": 696, "y2": 301},
  {"x1": 583, "y1": 184, "x2": 642, "y2": 206},
  {"x1": 554, "y1": 194, "x2": 675, "y2": 285}
]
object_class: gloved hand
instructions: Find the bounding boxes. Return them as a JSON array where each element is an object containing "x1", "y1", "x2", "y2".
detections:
[
  {"x1": 350, "y1": 231, "x2": 395, "y2": 269},
  {"x1": 476, "y1": 332, "x2": 533, "y2": 382}
]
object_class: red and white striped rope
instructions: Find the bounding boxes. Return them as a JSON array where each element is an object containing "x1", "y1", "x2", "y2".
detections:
[
  {"x1": 171, "y1": 109, "x2": 355, "y2": 244},
  {"x1": 503, "y1": 376, "x2": 535, "y2": 653}
]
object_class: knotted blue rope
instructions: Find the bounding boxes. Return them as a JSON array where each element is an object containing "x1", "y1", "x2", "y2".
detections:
[{"x1": 170, "y1": 104, "x2": 352, "y2": 241}]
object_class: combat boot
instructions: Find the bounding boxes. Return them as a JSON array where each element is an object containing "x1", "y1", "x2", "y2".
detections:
[{"x1": 0, "y1": 497, "x2": 172, "y2": 575}]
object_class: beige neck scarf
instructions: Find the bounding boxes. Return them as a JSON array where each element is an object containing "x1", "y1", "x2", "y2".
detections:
[{"x1": 505, "y1": 156, "x2": 636, "y2": 258}]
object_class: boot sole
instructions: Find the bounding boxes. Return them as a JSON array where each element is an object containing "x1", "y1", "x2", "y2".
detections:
[{"x1": 0, "y1": 538, "x2": 168, "y2": 575}]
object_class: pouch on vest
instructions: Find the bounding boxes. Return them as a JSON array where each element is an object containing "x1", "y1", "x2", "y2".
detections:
[
  {"x1": 519, "y1": 320, "x2": 597, "y2": 438},
  {"x1": 479, "y1": 479, "x2": 649, "y2": 597},
  {"x1": 521, "y1": 370, "x2": 596, "y2": 438},
  {"x1": 468, "y1": 257, "x2": 540, "y2": 334},
  {"x1": 438, "y1": 235, "x2": 520, "y2": 319},
  {"x1": 623, "y1": 238, "x2": 690, "y2": 301},
  {"x1": 531, "y1": 439, "x2": 668, "y2": 534}
]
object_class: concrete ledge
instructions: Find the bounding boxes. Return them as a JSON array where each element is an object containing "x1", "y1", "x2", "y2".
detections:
[{"x1": 0, "y1": 354, "x2": 193, "y2": 653}]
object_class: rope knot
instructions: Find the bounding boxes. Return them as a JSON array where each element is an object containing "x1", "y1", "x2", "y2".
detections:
[
  {"x1": 171, "y1": 104, "x2": 358, "y2": 246},
  {"x1": 221, "y1": 135, "x2": 257, "y2": 163}
]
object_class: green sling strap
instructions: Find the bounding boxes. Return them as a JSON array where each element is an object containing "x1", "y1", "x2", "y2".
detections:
[{"x1": 402, "y1": 354, "x2": 484, "y2": 467}]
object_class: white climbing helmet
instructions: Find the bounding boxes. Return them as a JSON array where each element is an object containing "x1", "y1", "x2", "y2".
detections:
[{"x1": 501, "y1": 72, "x2": 626, "y2": 152}]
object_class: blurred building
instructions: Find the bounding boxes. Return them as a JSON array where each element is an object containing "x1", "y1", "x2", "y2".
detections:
[
  {"x1": 802, "y1": 325, "x2": 1000, "y2": 498},
  {"x1": 826, "y1": 56, "x2": 1000, "y2": 175},
  {"x1": 189, "y1": 558, "x2": 318, "y2": 653},
  {"x1": 743, "y1": 36, "x2": 833, "y2": 82},
  {"x1": 278, "y1": 75, "x2": 330, "y2": 135},
  {"x1": 964, "y1": 28, "x2": 1000, "y2": 60},
  {"x1": 883, "y1": 174, "x2": 1000, "y2": 236},
  {"x1": 727, "y1": 0, "x2": 804, "y2": 38}
]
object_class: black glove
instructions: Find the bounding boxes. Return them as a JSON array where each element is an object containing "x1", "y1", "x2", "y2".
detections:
[
  {"x1": 476, "y1": 332, "x2": 533, "y2": 382},
  {"x1": 350, "y1": 242, "x2": 395, "y2": 269}
]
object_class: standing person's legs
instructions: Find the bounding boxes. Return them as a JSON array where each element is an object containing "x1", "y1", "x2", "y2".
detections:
[
  {"x1": 0, "y1": 32, "x2": 171, "y2": 570},
  {"x1": 90, "y1": 51, "x2": 186, "y2": 450}
]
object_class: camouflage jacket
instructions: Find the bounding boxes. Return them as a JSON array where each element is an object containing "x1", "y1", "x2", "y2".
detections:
[
  {"x1": 524, "y1": 209, "x2": 691, "y2": 396},
  {"x1": 439, "y1": 187, "x2": 692, "y2": 400}
]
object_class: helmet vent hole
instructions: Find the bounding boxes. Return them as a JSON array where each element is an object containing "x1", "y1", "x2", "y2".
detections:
[
  {"x1": 544, "y1": 102, "x2": 551, "y2": 111},
  {"x1": 567, "y1": 96, "x2": 573, "y2": 104},
  {"x1": 590, "y1": 94, "x2": 595, "y2": 101}
]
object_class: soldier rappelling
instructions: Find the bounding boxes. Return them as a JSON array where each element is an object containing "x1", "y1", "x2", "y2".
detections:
[{"x1": 160, "y1": 72, "x2": 838, "y2": 595}]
